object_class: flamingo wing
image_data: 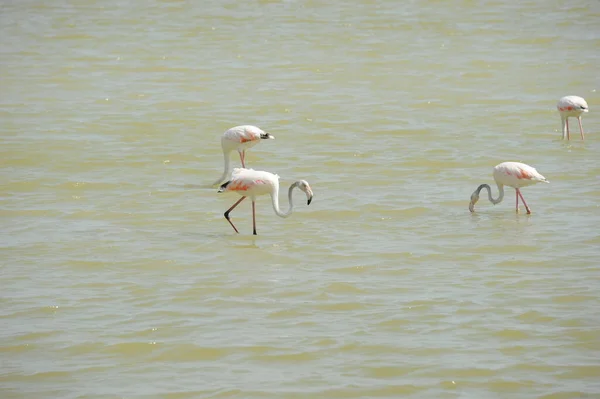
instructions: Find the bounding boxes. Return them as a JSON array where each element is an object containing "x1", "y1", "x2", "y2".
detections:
[
  {"x1": 220, "y1": 168, "x2": 276, "y2": 194},
  {"x1": 557, "y1": 96, "x2": 589, "y2": 113},
  {"x1": 494, "y1": 162, "x2": 548, "y2": 187},
  {"x1": 223, "y1": 126, "x2": 263, "y2": 144},
  {"x1": 516, "y1": 164, "x2": 547, "y2": 183}
]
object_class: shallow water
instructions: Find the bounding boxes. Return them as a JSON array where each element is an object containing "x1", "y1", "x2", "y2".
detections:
[{"x1": 2, "y1": 1, "x2": 600, "y2": 398}]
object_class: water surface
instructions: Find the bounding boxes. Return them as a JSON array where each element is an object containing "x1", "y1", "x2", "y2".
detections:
[{"x1": 2, "y1": 1, "x2": 600, "y2": 398}]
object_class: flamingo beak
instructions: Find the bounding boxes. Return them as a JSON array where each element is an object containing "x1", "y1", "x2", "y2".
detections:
[
  {"x1": 306, "y1": 188, "x2": 313, "y2": 205},
  {"x1": 260, "y1": 132, "x2": 275, "y2": 139},
  {"x1": 469, "y1": 195, "x2": 479, "y2": 213}
]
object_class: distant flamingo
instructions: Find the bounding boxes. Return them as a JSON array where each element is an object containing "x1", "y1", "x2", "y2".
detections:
[
  {"x1": 557, "y1": 96, "x2": 589, "y2": 140},
  {"x1": 469, "y1": 162, "x2": 548, "y2": 214},
  {"x1": 212, "y1": 125, "x2": 274, "y2": 186},
  {"x1": 218, "y1": 168, "x2": 313, "y2": 235}
]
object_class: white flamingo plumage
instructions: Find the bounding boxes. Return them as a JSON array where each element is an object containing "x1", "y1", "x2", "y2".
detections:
[
  {"x1": 469, "y1": 162, "x2": 549, "y2": 214},
  {"x1": 217, "y1": 168, "x2": 313, "y2": 235},
  {"x1": 557, "y1": 96, "x2": 589, "y2": 140},
  {"x1": 212, "y1": 125, "x2": 275, "y2": 186}
]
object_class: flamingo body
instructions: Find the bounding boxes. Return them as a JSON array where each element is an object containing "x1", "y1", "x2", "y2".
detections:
[
  {"x1": 220, "y1": 168, "x2": 279, "y2": 198},
  {"x1": 212, "y1": 125, "x2": 274, "y2": 186},
  {"x1": 218, "y1": 168, "x2": 313, "y2": 235},
  {"x1": 469, "y1": 162, "x2": 548, "y2": 214},
  {"x1": 557, "y1": 96, "x2": 588, "y2": 140},
  {"x1": 492, "y1": 162, "x2": 547, "y2": 189}
]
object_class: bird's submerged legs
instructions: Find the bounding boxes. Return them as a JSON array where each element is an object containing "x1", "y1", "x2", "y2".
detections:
[
  {"x1": 516, "y1": 189, "x2": 531, "y2": 214},
  {"x1": 224, "y1": 196, "x2": 246, "y2": 233},
  {"x1": 578, "y1": 116, "x2": 585, "y2": 140},
  {"x1": 239, "y1": 150, "x2": 246, "y2": 168},
  {"x1": 252, "y1": 201, "x2": 257, "y2": 235}
]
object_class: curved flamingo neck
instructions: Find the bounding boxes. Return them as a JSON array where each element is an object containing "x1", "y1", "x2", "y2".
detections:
[
  {"x1": 270, "y1": 182, "x2": 298, "y2": 218},
  {"x1": 212, "y1": 149, "x2": 231, "y2": 186},
  {"x1": 476, "y1": 183, "x2": 504, "y2": 205}
]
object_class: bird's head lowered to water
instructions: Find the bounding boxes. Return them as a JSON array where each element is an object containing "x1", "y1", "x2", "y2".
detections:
[
  {"x1": 468, "y1": 191, "x2": 480, "y2": 213},
  {"x1": 260, "y1": 132, "x2": 275, "y2": 140}
]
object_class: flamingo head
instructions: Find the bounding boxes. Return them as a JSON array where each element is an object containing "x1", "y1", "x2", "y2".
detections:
[
  {"x1": 296, "y1": 180, "x2": 313, "y2": 205},
  {"x1": 260, "y1": 132, "x2": 275, "y2": 140},
  {"x1": 468, "y1": 192, "x2": 479, "y2": 213}
]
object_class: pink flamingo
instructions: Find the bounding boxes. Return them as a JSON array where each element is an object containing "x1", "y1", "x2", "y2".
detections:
[
  {"x1": 218, "y1": 168, "x2": 313, "y2": 235},
  {"x1": 212, "y1": 125, "x2": 274, "y2": 186},
  {"x1": 469, "y1": 162, "x2": 548, "y2": 214},
  {"x1": 557, "y1": 96, "x2": 589, "y2": 140}
]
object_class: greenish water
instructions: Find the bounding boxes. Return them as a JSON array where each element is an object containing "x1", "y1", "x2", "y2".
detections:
[{"x1": 1, "y1": 1, "x2": 599, "y2": 398}]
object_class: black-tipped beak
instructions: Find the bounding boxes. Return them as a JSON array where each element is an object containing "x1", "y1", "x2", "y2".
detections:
[
  {"x1": 260, "y1": 133, "x2": 275, "y2": 139},
  {"x1": 307, "y1": 197, "x2": 312, "y2": 205},
  {"x1": 468, "y1": 201, "x2": 475, "y2": 213},
  {"x1": 218, "y1": 180, "x2": 231, "y2": 193}
]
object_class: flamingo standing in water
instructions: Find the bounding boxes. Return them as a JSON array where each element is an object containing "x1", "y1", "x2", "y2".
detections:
[
  {"x1": 557, "y1": 96, "x2": 589, "y2": 140},
  {"x1": 218, "y1": 168, "x2": 313, "y2": 235},
  {"x1": 212, "y1": 125, "x2": 275, "y2": 186},
  {"x1": 469, "y1": 162, "x2": 548, "y2": 214}
]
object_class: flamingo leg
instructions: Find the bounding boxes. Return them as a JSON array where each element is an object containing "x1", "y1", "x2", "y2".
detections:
[
  {"x1": 252, "y1": 201, "x2": 257, "y2": 235},
  {"x1": 239, "y1": 150, "x2": 246, "y2": 168},
  {"x1": 566, "y1": 118, "x2": 570, "y2": 140},
  {"x1": 516, "y1": 189, "x2": 531, "y2": 214},
  {"x1": 224, "y1": 196, "x2": 246, "y2": 233},
  {"x1": 578, "y1": 117, "x2": 585, "y2": 140},
  {"x1": 515, "y1": 189, "x2": 520, "y2": 213}
]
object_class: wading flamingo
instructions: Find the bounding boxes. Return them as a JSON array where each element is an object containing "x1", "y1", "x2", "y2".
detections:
[
  {"x1": 212, "y1": 125, "x2": 274, "y2": 186},
  {"x1": 218, "y1": 168, "x2": 313, "y2": 235},
  {"x1": 469, "y1": 162, "x2": 548, "y2": 214},
  {"x1": 557, "y1": 96, "x2": 589, "y2": 140}
]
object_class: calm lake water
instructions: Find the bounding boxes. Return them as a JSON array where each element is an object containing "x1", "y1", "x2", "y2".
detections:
[{"x1": 2, "y1": 1, "x2": 599, "y2": 398}]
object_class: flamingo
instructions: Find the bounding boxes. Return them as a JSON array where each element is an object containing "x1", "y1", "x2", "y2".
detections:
[
  {"x1": 557, "y1": 96, "x2": 589, "y2": 140},
  {"x1": 212, "y1": 125, "x2": 275, "y2": 186},
  {"x1": 217, "y1": 168, "x2": 313, "y2": 235},
  {"x1": 468, "y1": 162, "x2": 548, "y2": 214}
]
